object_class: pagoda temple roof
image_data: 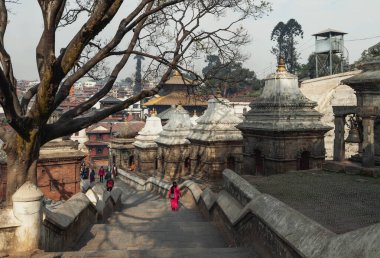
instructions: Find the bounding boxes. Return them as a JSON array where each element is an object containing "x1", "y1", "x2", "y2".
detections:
[{"x1": 144, "y1": 91, "x2": 207, "y2": 107}]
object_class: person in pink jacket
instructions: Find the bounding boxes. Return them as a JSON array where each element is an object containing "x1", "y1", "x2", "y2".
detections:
[
  {"x1": 168, "y1": 182, "x2": 181, "y2": 211},
  {"x1": 98, "y1": 166, "x2": 105, "y2": 183}
]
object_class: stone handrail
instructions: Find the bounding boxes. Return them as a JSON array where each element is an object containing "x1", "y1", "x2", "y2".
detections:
[
  {"x1": 119, "y1": 168, "x2": 380, "y2": 258},
  {"x1": 118, "y1": 169, "x2": 202, "y2": 208},
  {"x1": 200, "y1": 169, "x2": 380, "y2": 258},
  {"x1": 41, "y1": 183, "x2": 122, "y2": 252}
]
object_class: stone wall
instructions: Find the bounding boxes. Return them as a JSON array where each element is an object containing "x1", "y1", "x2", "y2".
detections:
[
  {"x1": 156, "y1": 144, "x2": 191, "y2": 180},
  {"x1": 0, "y1": 162, "x2": 6, "y2": 203},
  {"x1": 300, "y1": 71, "x2": 360, "y2": 159},
  {"x1": 118, "y1": 168, "x2": 380, "y2": 258},
  {"x1": 37, "y1": 158, "x2": 82, "y2": 200},
  {"x1": 0, "y1": 156, "x2": 84, "y2": 202},
  {"x1": 134, "y1": 147, "x2": 158, "y2": 175},
  {"x1": 189, "y1": 142, "x2": 243, "y2": 179},
  {"x1": 0, "y1": 209, "x2": 21, "y2": 254},
  {"x1": 40, "y1": 183, "x2": 122, "y2": 251}
]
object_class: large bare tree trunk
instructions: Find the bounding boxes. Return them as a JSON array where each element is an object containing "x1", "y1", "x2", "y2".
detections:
[{"x1": 4, "y1": 129, "x2": 40, "y2": 206}]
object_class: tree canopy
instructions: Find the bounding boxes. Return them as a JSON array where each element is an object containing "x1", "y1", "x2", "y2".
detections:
[
  {"x1": 202, "y1": 55, "x2": 263, "y2": 97},
  {"x1": 0, "y1": 0, "x2": 271, "y2": 204},
  {"x1": 270, "y1": 18, "x2": 303, "y2": 73}
]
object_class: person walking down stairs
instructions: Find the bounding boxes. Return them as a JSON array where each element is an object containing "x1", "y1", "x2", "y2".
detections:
[{"x1": 168, "y1": 181, "x2": 181, "y2": 211}]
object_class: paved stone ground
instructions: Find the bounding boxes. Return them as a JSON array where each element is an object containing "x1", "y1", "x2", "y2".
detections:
[
  {"x1": 243, "y1": 170, "x2": 380, "y2": 234},
  {"x1": 36, "y1": 179, "x2": 257, "y2": 257}
]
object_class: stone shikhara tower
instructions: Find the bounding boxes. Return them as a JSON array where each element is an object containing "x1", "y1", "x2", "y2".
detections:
[
  {"x1": 133, "y1": 110, "x2": 163, "y2": 175},
  {"x1": 188, "y1": 96, "x2": 243, "y2": 179},
  {"x1": 155, "y1": 105, "x2": 192, "y2": 180},
  {"x1": 238, "y1": 59, "x2": 331, "y2": 175}
]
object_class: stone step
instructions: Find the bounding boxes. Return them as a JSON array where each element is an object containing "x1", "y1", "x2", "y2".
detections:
[
  {"x1": 35, "y1": 247, "x2": 257, "y2": 258},
  {"x1": 107, "y1": 210, "x2": 205, "y2": 223},
  {"x1": 91, "y1": 222, "x2": 220, "y2": 234},
  {"x1": 76, "y1": 230, "x2": 227, "y2": 250}
]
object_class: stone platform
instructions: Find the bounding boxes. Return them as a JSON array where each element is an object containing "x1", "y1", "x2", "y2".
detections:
[
  {"x1": 243, "y1": 170, "x2": 380, "y2": 234},
  {"x1": 323, "y1": 160, "x2": 380, "y2": 177}
]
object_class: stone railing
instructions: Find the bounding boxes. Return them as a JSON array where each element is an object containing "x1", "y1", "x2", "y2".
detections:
[
  {"x1": 118, "y1": 168, "x2": 380, "y2": 258},
  {"x1": 0, "y1": 181, "x2": 122, "y2": 254},
  {"x1": 118, "y1": 169, "x2": 202, "y2": 209},
  {"x1": 201, "y1": 169, "x2": 380, "y2": 258},
  {"x1": 41, "y1": 183, "x2": 122, "y2": 252}
]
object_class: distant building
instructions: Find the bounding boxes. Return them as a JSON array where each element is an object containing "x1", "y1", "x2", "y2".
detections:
[
  {"x1": 99, "y1": 96, "x2": 125, "y2": 121},
  {"x1": 83, "y1": 81, "x2": 96, "y2": 87},
  {"x1": 85, "y1": 123, "x2": 112, "y2": 168},
  {"x1": 144, "y1": 71, "x2": 208, "y2": 115}
]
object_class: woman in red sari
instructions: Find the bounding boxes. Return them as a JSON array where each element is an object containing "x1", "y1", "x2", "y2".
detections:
[{"x1": 168, "y1": 182, "x2": 181, "y2": 211}]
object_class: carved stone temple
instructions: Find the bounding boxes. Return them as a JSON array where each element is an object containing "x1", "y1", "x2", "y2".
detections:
[
  {"x1": 155, "y1": 105, "x2": 192, "y2": 180},
  {"x1": 188, "y1": 96, "x2": 243, "y2": 179},
  {"x1": 333, "y1": 42, "x2": 380, "y2": 167},
  {"x1": 238, "y1": 59, "x2": 332, "y2": 175},
  {"x1": 133, "y1": 111, "x2": 163, "y2": 175}
]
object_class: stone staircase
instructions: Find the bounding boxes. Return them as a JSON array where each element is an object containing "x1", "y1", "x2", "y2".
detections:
[{"x1": 36, "y1": 180, "x2": 255, "y2": 258}]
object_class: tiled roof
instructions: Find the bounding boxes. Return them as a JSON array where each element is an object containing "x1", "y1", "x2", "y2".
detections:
[
  {"x1": 100, "y1": 95, "x2": 122, "y2": 104},
  {"x1": 144, "y1": 91, "x2": 207, "y2": 106},
  {"x1": 165, "y1": 71, "x2": 194, "y2": 85}
]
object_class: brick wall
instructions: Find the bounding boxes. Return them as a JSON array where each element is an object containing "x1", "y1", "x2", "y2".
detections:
[
  {"x1": 0, "y1": 163, "x2": 6, "y2": 203},
  {"x1": 37, "y1": 158, "x2": 83, "y2": 200},
  {"x1": 0, "y1": 157, "x2": 84, "y2": 202}
]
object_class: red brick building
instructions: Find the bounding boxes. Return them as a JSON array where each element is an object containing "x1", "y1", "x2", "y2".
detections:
[
  {"x1": 85, "y1": 123, "x2": 112, "y2": 168},
  {"x1": 0, "y1": 139, "x2": 85, "y2": 203}
]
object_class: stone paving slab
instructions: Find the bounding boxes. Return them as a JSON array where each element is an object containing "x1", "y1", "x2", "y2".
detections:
[
  {"x1": 35, "y1": 248, "x2": 256, "y2": 258},
  {"x1": 243, "y1": 170, "x2": 380, "y2": 234}
]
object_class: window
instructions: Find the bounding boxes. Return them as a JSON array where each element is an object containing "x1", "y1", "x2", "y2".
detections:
[
  {"x1": 96, "y1": 134, "x2": 102, "y2": 140},
  {"x1": 133, "y1": 104, "x2": 139, "y2": 108},
  {"x1": 50, "y1": 180, "x2": 59, "y2": 191},
  {"x1": 96, "y1": 147, "x2": 103, "y2": 155},
  {"x1": 74, "y1": 131, "x2": 79, "y2": 136},
  {"x1": 184, "y1": 157, "x2": 191, "y2": 168}
]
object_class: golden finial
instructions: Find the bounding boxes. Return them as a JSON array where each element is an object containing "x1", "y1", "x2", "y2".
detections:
[
  {"x1": 151, "y1": 108, "x2": 156, "y2": 117},
  {"x1": 215, "y1": 89, "x2": 222, "y2": 98},
  {"x1": 277, "y1": 56, "x2": 286, "y2": 72}
]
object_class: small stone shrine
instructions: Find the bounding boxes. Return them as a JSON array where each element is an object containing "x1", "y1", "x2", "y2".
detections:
[
  {"x1": 334, "y1": 42, "x2": 380, "y2": 167},
  {"x1": 109, "y1": 121, "x2": 145, "y2": 171},
  {"x1": 133, "y1": 110, "x2": 163, "y2": 175},
  {"x1": 155, "y1": 105, "x2": 192, "y2": 180},
  {"x1": 238, "y1": 59, "x2": 331, "y2": 175},
  {"x1": 188, "y1": 96, "x2": 243, "y2": 179},
  {"x1": 190, "y1": 110, "x2": 199, "y2": 126}
]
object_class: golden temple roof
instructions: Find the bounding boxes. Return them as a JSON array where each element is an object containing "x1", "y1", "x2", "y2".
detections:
[{"x1": 144, "y1": 91, "x2": 207, "y2": 107}]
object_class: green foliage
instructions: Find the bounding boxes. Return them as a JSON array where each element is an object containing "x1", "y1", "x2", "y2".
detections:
[
  {"x1": 298, "y1": 53, "x2": 346, "y2": 79},
  {"x1": 271, "y1": 18, "x2": 303, "y2": 73},
  {"x1": 202, "y1": 55, "x2": 263, "y2": 97}
]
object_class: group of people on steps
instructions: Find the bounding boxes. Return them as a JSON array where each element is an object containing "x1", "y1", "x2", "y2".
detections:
[
  {"x1": 81, "y1": 163, "x2": 118, "y2": 192},
  {"x1": 82, "y1": 163, "x2": 183, "y2": 211}
]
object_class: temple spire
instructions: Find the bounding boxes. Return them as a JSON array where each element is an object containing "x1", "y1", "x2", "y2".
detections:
[{"x1": 277, "y1": 56, "x2": 287, "y2": 73}]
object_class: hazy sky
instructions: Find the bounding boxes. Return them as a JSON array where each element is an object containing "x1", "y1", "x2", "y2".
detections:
[{"x1": 4, "y1": 0, "x2": 380, "y2": 80}]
